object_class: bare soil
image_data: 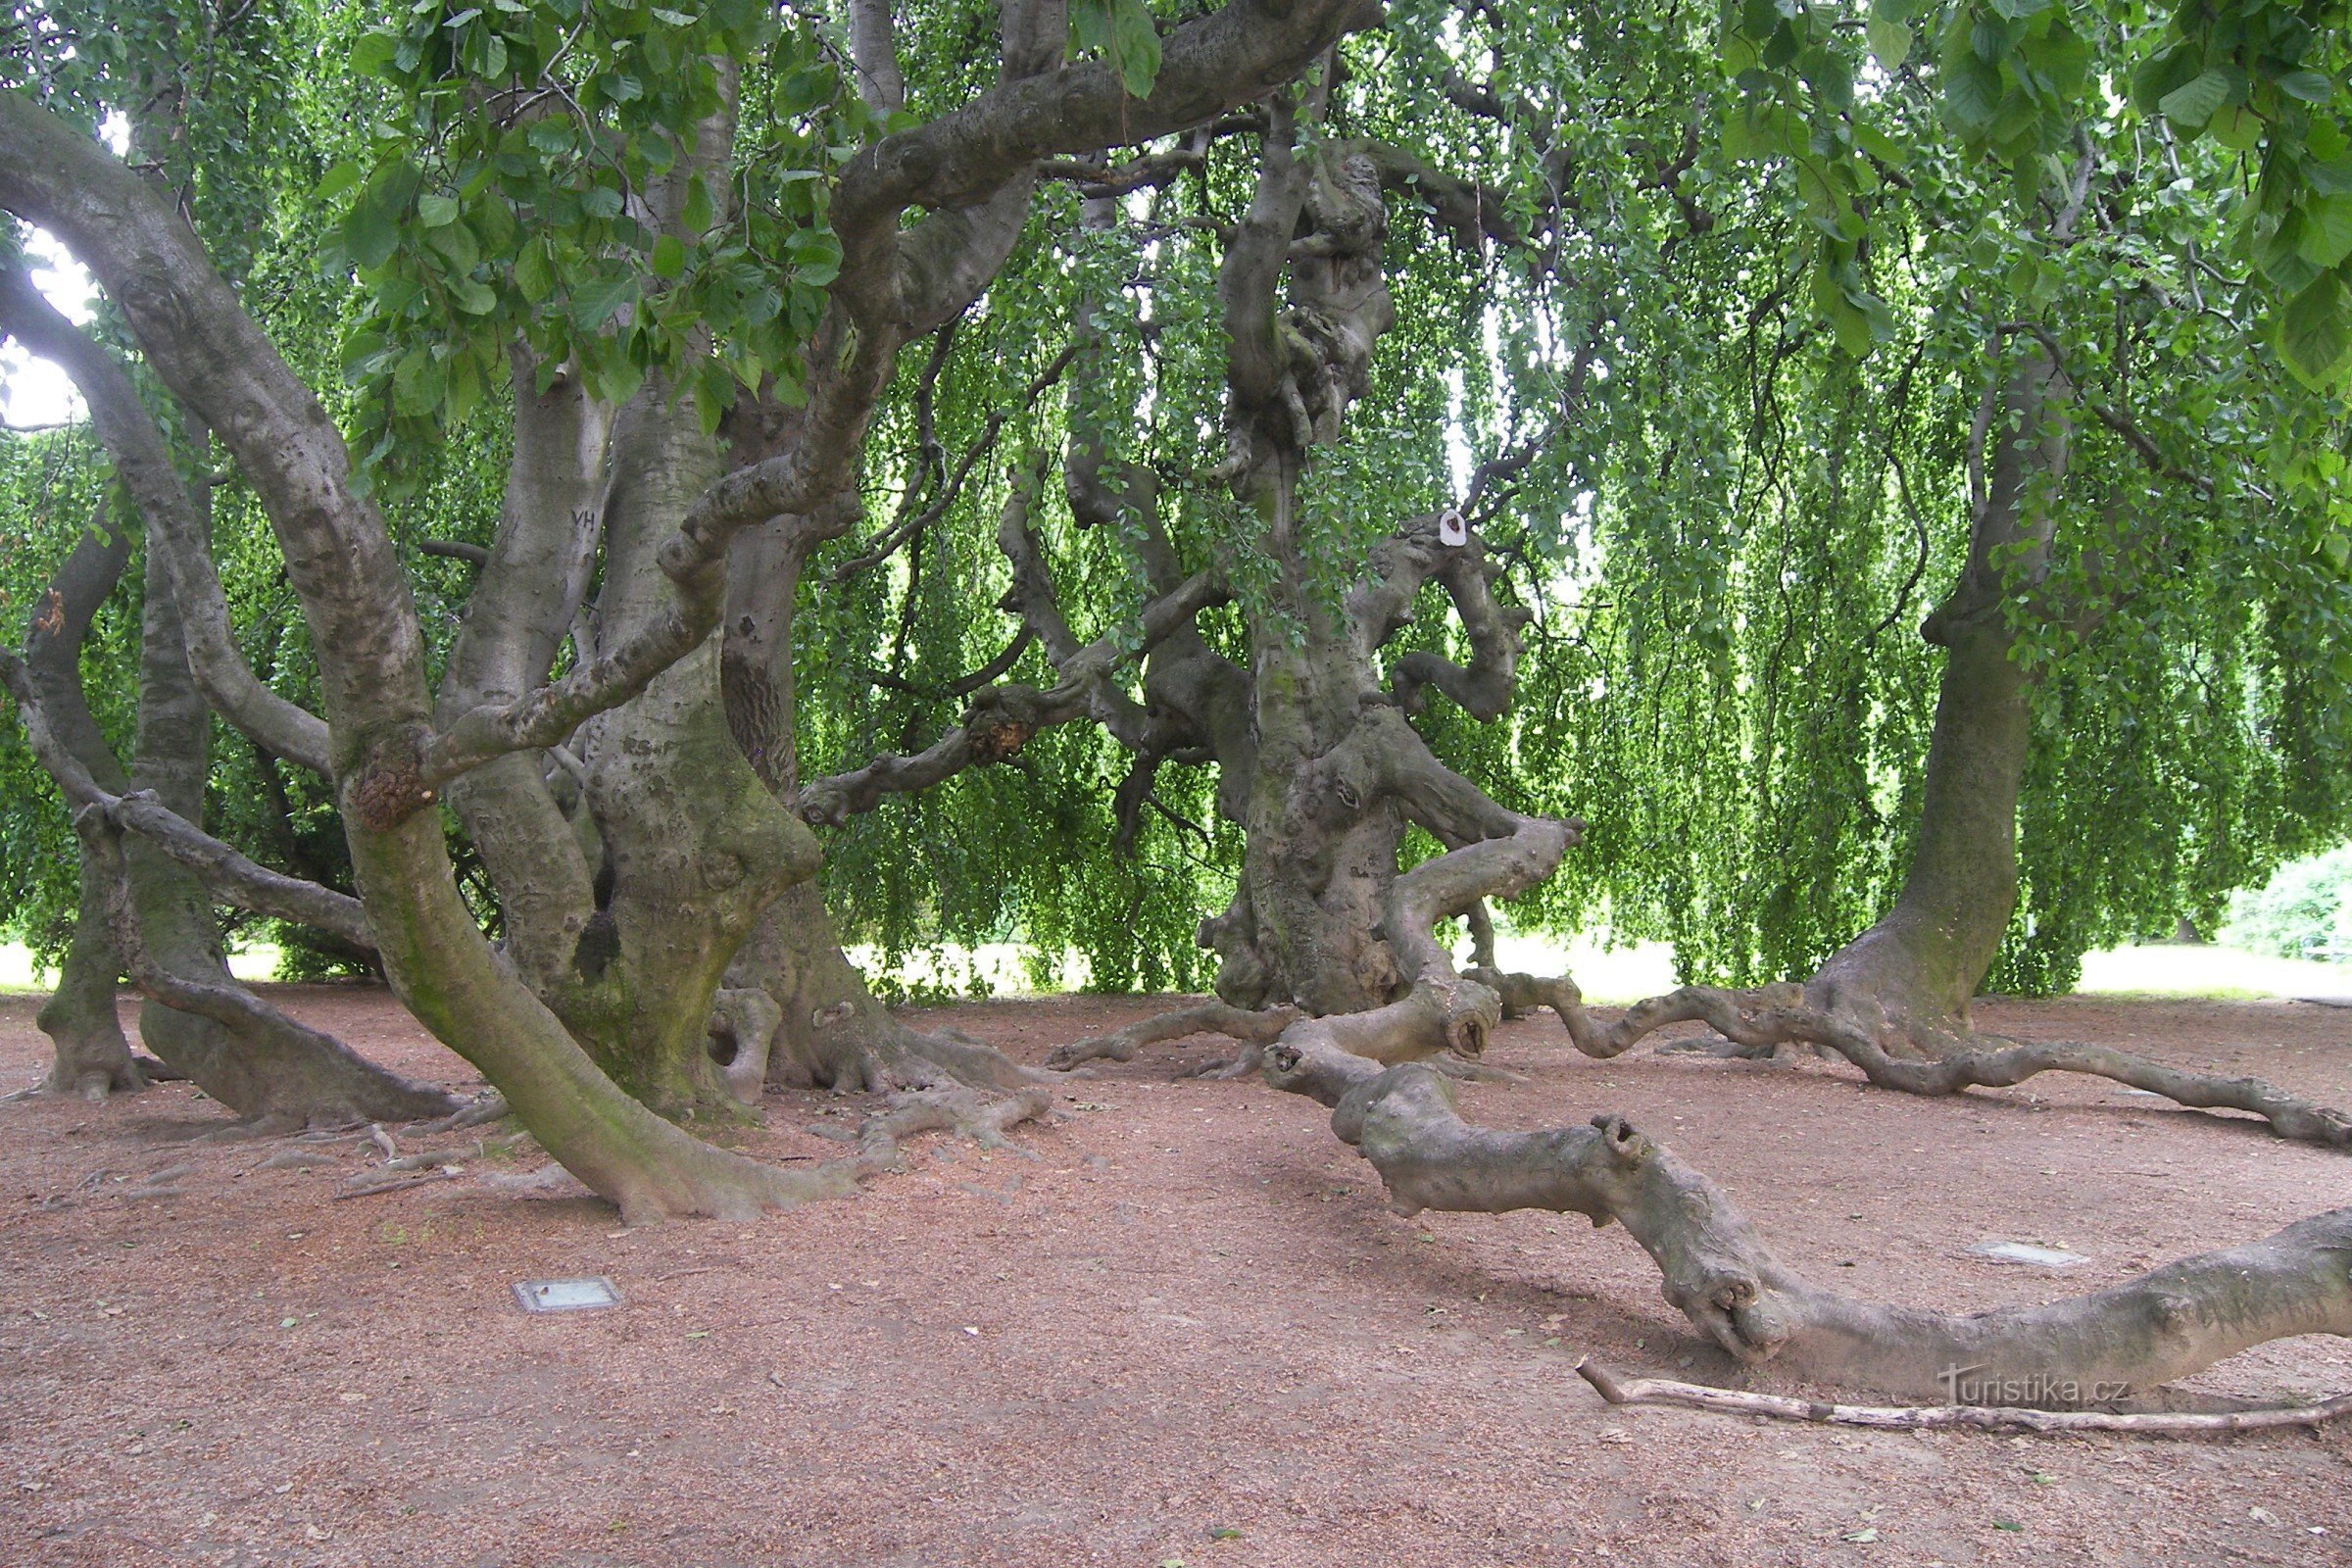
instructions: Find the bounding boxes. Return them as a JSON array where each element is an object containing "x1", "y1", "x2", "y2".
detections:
[{"x1": 0, "y1": 985, "x2": 2347, "y2": 1566}]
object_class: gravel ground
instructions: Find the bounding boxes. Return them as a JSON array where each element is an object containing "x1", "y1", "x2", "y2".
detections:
[{"x1": 0, "y1": 985, "x2": 2347, "y2": 1566}]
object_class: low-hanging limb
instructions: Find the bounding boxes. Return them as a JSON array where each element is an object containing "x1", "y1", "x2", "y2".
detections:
[
  {"x1": 74, "y1": 809, "x2": 456, "y2": 1127},
  {"x1": 1264, "y1": 1045, "x2": 2352, "y2": 1407},
  {"x1": 1465, "y1": 972, "x2": 2352, "y2": 1152},
  {"x1": 0, "y1": 265, "x2": 333, "y2": 778},
  {"x1": 0, "y1": 655, "x2": 375, "y2": 953}
]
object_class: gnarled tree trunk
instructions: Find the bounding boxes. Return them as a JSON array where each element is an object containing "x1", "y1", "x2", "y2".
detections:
[
  {"x1": 1804, "y1": 358, "x2": 2060, "y2": 1046},
  {"x1": 23, "y1": 511, "x2": 143, "y2": 1099}
]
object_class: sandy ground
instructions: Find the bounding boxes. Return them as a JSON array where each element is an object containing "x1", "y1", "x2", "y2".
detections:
[{"x1": 0, "y1": 986, "x2": 2347, "y2": 1567}]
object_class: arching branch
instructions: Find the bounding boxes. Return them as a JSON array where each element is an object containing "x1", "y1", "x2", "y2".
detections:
[{"x1": 0, "y1": 263, "x2": 332, "y2": 777}]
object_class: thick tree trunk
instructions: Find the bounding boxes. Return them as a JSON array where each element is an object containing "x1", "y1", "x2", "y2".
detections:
[
  {"x1": 1804, "y1": 360, "x2": 2061, "y2": 1043},
  {"x1": 1213, "y1": 648, "x2": 1411, "y2": 1013},
  {"x1": 717, "y1": 502, "x2": 1032, "y2": 1096},
  {"x1": 561, "y1": 389, "x2": 823, "y2": 1116},
  {"x1": 1804, "y1": 618, "x2": 2030, "y2": 1036},
  {"x1": 35, "y1": 867, "x2": 142, "y2": 1099}
]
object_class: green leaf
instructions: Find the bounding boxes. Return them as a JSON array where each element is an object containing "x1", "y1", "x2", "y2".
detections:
[
  {"x1": 1851, "y1": 122, "x2": 1905, "y2": 166},
  {"x1": 2026, "y1": 23, "x2": 2088, "y2": 99},
  {"x1": 345, "y1": 163, "x2": 420, "y2": 270},
  {"x1": 2210, "y1": 104, "x2": 2264, "y2": 152},
  {"x1": 1070, "y1": 0, "x2": 1111, "y2": 57},
  {"x1": 691, "y1": 356, "x2": 736, "y2": 437},
  {"x1": 682, "y1": 173, "x2": 714, "y2": 234},
  {"x1": 2278, "y1": 271, "x2": 2351, "y2": 387},
  {"x1": 515, "y1": 240, "x2": 555, "y2": 303},
  {"x1": 315, "y1": 161, "x2": 362, "y2": 202},
  {"x1": 2274, "y1": 70, "x2": 2334, "y2": 106},
  {"x1": 1867, "y1": 18, "x2": 1911, "y2": 71},
  {"x1": 1109, "y1": 0, "x2": 1162, "y2": 99},
  {"x1": 1827, "y1": 292, "x2": 1875, "y2": 358},
  {"x1": 351, "y1": 31, "x2": 399, "y2": 77},
  {"x1": 2300, "y1": 196, "x2": 2352, "y2": 270},
  {"x1": 1945, "y1": 57, "x2": 2001, "y2": 132},
  {"x1": 651, "y1": 233, "x2": 688, "y2": 279},
  {"x1": 2159, "y1": 70, "x2": 2232, "y2": 130},
  {"x1": 425, "y1": 220, "x2": 480, "y2": 275},
  {"x1": 571, "y1": 273, "x2": 639, "y2": 330},
  {"x1": 773, "y1": 65, "x2": 837, "y2": 118},
  {"x1": 450, "y1": 278, "x2": 499, "y2": 316},
  {"x1": 1801, "y1": 47, "x2": 1853, "y2": 112},
  {"x1": 786, "y1": 226, "x2": 843, "y2": 287},
  {"x1": 416, "y1": 193, "x2": 460, "y2": 228},
  {"x1": 2311, "y1": 157, "x2": 2352, "y2": 197}
]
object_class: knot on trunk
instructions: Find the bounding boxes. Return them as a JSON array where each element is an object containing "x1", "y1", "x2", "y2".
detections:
[
  {"x1": 345, "y1": 730, "x2": 439, "y2": 830},
  {"x1": 966, "y1": 707, "x2": 1034, "y2": 763}
]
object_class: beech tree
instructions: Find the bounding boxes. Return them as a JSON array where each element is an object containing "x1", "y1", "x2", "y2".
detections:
[{"x1": 3, "y1": 0, "x2": 2351, "y2": 1409}]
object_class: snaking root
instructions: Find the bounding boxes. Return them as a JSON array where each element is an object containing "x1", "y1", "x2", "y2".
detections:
[
  {"x1": 1474, "y1": 968, "x2": 2352, "y2": 1152},
  {"x1": 1264, "y1": 1045, "x2": 2352, "y2": 1409}
]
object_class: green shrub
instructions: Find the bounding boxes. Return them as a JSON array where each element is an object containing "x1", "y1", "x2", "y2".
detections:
[{"x1": 2224, "y1": 846, "x2": 2352, "y2": 961}]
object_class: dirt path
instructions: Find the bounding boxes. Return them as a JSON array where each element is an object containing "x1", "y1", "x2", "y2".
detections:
[{"x1": 0, "y1": 986, "x2": 2347, "y2": 1565}]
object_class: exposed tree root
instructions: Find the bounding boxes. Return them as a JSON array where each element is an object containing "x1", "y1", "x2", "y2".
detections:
[
  {"x1": 416, "y1": 1095, "x2": 511, "y2": 1134},
  {"x1": 1264, "y1": 1044, "x2": 2352, "y2": 1407},
  {"x1": 1574, "y1": 1359, "x2": 2352, "y2": 1436},
  {"x1": 1046, "y1": 1000, "x2": 1300, "y2": 1070},
  {"x1": 849, "y1": 1085, "x2": 1054, "y2": 1169},
  {"x1": 1472, "y1": 969, "x2": 2352, "y2": 1152}
]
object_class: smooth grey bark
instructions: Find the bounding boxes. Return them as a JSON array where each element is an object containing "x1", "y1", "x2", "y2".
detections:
[{"x1": 0, "y1": 267, "x2": 452, "y2": 1123}]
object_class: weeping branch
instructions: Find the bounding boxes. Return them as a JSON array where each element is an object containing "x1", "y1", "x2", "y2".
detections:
[{"x1": 799, "y1": 489, "x2": 1231, "y2": 826}]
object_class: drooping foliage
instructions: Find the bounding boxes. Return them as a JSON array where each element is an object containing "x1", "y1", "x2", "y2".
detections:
[{"x1": 2, "y1": 0, "x2": 2349, "y2": 1006}]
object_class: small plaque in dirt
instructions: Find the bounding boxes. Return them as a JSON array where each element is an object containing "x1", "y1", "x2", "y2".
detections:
[
  {"x1": 513, "y1": 1277, "x2": 622, "y2": 1312},
  {"x1": 1965, "y1": 1240, "x2": 2087, "y2": 1269}
]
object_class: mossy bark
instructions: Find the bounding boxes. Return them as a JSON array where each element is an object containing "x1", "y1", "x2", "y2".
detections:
[{"x1": 1806, "y1": 359, "x2": 2062, "y2": 1044}]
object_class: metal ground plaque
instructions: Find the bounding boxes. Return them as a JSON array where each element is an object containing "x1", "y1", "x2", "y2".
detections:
[{"x1": 513, "y1": 1276, "x2": 623, "y2": 1313}]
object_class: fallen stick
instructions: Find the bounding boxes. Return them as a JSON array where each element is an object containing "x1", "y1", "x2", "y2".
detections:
[
  {"x1": 1575, "y1": 1359, "x2": 2352, "y2": 1437},
  {"x1": 333, "y1": 1170, "x2": 459, "y2": 1200}
]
